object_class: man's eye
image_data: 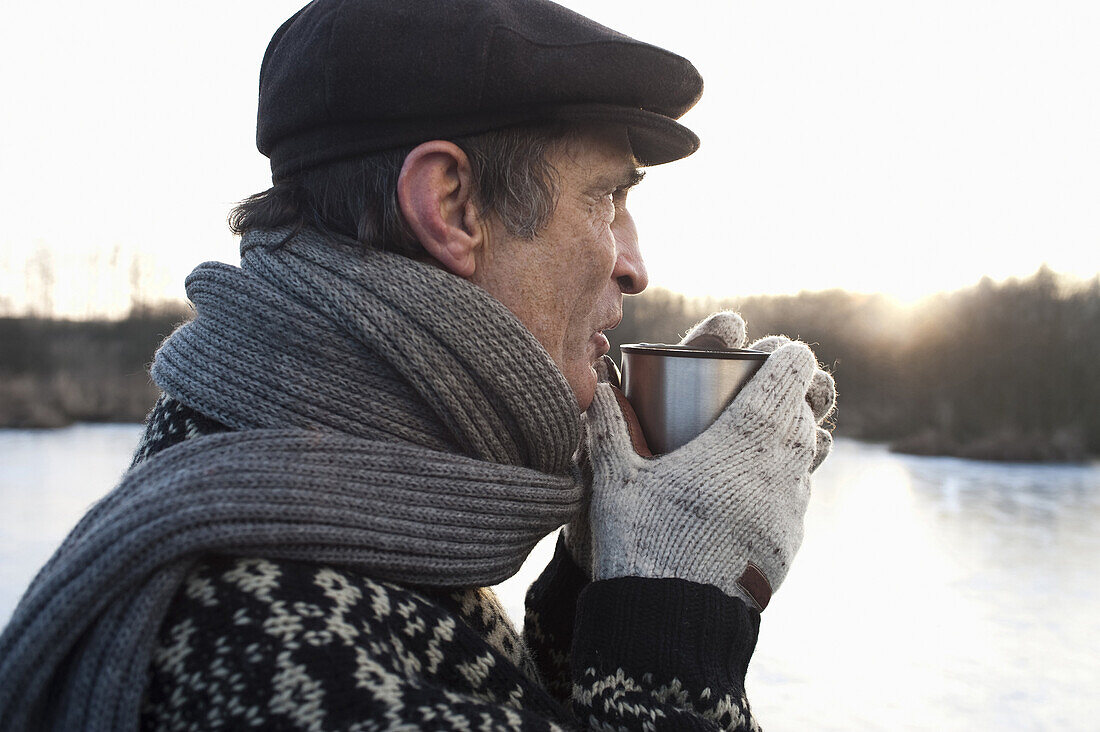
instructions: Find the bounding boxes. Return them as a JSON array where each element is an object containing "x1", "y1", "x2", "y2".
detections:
[{"x1": 588, "y1": 193, "x2": 615, "y2": 225}]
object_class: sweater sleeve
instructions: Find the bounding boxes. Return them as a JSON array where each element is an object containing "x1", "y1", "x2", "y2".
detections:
[
  {"x1": 570, "y1": 577, "x2": 762, "y2": 731},
  {"x1": 525, "y1": 536, "x2": 763, "y2": 731},
  {"x1": 523, "y1": 533, "x2": 591, "y2": 705}
]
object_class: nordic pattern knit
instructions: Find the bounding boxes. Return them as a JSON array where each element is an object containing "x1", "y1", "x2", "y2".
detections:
[{"x1": 134, "y1": 396, "x2": 763, "y2": 731}]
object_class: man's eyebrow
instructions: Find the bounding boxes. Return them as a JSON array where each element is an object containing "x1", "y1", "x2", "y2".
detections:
[{"x1": 595, "y1": 167, "x2": 645, "y2": 193}]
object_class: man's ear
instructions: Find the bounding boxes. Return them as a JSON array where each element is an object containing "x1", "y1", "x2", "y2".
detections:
[{"x1": 397, "y1": 141, "x2": 484, "y2": 278}]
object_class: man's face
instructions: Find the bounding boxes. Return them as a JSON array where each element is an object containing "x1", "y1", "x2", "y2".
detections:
[{"x1": 471, "y1": 126, "x2": 648, "y2": 411}]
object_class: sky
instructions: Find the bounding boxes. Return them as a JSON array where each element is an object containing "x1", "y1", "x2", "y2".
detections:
[{"x1": 2, "y1": 0, "x2": 1098, "y2": 317}]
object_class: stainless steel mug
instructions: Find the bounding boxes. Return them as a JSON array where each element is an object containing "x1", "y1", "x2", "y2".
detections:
[{"x1": 620, "y1": 344, "x2": 768, "y2": 454}]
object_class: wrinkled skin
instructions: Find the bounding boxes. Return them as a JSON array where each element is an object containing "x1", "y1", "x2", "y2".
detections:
[{"x1": 471, "y1": 127, "x2": 648, "y2": 410}]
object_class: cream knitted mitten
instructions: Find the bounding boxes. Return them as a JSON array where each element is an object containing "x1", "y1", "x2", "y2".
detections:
[{"x1": 582, "y1": 312, "x2": 836, "y2": 610}]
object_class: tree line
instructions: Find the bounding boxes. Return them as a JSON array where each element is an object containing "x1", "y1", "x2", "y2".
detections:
[
  {"x1": 609, "y1": 266, "x2": 1099, "y2": 461},
  {"x1": 0, "y1": 306, "x2": 189, "y2": 428},
  {"x1": 2, "y1": 267, "x2": 1097, "y2": 461}
]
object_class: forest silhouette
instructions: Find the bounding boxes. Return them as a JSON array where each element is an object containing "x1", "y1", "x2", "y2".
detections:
[{"x1": 2, "y1": 266, "x2": 1096, "y2": 461}]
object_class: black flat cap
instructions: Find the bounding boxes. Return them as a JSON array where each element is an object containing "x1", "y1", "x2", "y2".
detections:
[{"x1": 258, "y1": 0, "x2": 703, "y2": 178}]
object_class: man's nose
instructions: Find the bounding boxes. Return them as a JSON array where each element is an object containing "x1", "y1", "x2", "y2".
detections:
[
  {"x1": 612, "y1": 209, "x2": 648, "y2": 295},
  {"x1": 616, "y1": 248, "x2": 648, "y2": 295}
]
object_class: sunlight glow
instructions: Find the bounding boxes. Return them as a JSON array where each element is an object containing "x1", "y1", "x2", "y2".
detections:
[{"x1": 2, "y1": 0, "x2": 1098, "y2": 316}]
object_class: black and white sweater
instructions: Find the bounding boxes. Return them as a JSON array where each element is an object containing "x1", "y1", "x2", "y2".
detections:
[{"x1": 135, "y1": 396, "x2": 763, "y2": 731}]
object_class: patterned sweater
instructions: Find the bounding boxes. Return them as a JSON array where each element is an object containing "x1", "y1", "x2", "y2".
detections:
[{"x1": 135, "y1": 396, "x2": 762, "y2": 731}]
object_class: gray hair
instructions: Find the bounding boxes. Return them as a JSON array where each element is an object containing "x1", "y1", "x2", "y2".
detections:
[{"x1": 228, "y1": 123, "x2": 574, "y2": 256}]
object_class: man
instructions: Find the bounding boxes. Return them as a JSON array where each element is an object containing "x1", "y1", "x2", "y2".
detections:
[{"x1": 0, "y1": 1, "x2": 835, "y2": 730}]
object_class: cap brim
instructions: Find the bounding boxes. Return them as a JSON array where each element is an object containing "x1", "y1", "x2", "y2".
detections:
[
  {"x1": 548, "y1": 104, "x2": 700, "y2": 166},
  {"x1": 267, "y1": 104, "x2": 701, "y2": 178}
]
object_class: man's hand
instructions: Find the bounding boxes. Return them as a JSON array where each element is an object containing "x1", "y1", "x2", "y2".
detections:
[{"x1": 579, "y1": 311, "x2": 835, "y2": 610}]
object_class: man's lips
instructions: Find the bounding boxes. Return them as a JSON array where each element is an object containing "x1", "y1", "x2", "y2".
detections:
[
  {"x1": 592, "y1": 331, "x2": 610, "y2": 356},
  {"x1": 591, "y1": 314, "x2": 621, "y2": 357}
]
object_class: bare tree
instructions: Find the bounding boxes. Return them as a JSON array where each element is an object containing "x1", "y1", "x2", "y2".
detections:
[{"x1": 25, "y1": 245, "x2": 55, "y2": 318}]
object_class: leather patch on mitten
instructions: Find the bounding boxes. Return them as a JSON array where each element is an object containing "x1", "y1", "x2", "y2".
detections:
[
  {"x1": 597, "y1": 354, "x2": 622, "y2": 388},
  {"x1": 610, "y1": 386, "x2": 653, "y2": 458},
  {"x1": 736, "y1": 563, "x2": 773, "y2": 611}
]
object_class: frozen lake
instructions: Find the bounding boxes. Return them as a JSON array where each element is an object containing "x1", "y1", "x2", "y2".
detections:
[{"x1": 2, "y1": 425, "x2": 1098, "y2": 730}]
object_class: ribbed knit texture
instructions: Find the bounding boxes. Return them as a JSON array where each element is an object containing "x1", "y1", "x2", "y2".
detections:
[
  {"x1": 0, "y1": 227, "x2": 583, "y2": 732},
  {"x1": 573, "y1": 577, "x2": 759, "y2": 696},
  {"x1": 154, "y1": 227, "x2": 580, "y2": 467}
]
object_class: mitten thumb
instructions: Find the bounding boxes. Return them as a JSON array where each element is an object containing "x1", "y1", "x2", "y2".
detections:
[{"x1": 681, "y1": 311, "x2": 747, "y2": 350}]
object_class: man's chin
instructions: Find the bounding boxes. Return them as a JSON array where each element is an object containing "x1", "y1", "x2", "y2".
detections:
[{"x1": 566, "y1": 364, "x2": 599, "y2": 413}]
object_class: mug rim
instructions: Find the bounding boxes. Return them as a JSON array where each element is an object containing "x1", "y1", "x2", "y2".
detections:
[{"x1": 620, "y1": 343, "x2": 769, "y2": 360}]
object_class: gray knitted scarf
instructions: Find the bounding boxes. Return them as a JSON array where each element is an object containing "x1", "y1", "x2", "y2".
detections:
[{"x1": 0, "y1": 227, "x2": 584, "y2": 732}]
